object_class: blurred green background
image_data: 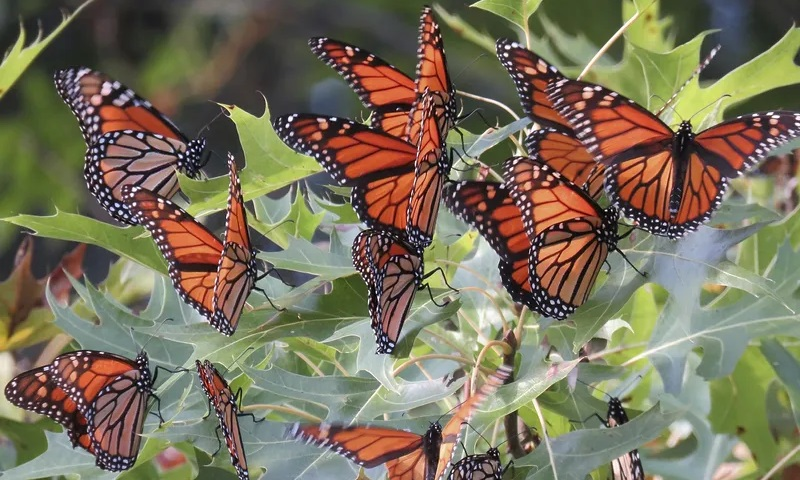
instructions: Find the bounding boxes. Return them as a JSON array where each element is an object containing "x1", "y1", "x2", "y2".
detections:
[{"x1": 0, "y1": 0, "x2": 798, "y2": 283}]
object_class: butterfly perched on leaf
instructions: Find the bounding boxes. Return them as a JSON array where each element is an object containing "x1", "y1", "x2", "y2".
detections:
[
  {"x1": 196, "y1": 360, "x2": 253, "y2": 480},
  {"x1": 310, "y1": 6, "x2": 456, "y2": 140},
  {"x1": 124, "y1": 153, "x2": 276, "y2": 335},
  {"x1": 54, "y1": 67, "x2": 207, "y2": 225},
  {"x1": 547, "y1": 74, "x2": 800, "y2": 238},
  {"x1": 288, "y1": 365, "x2": 511, "y2": 480},
  {"x1": 4, "y1": 350, "x2": 158, "y2": 472},
  {"x1": 274, "y1": 89, "x2": 447, "y2": 248}
]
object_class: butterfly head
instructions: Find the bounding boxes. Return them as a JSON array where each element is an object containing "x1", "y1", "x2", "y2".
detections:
[{"x1": 181, "y1": 137, "x2": 208, "y2": 177}]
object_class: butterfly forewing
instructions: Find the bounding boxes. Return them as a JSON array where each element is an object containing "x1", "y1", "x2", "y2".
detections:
[{"x1": 414, "y1": 7, "x2": 456, "y2": 137}]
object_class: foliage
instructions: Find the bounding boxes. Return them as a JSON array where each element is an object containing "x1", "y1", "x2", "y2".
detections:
[{"x1": 2, "y1": 0, "x2": 800, "y2": 479}]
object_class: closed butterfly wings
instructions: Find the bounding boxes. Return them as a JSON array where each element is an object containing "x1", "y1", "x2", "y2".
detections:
[
  {"x1": 447, "y1": 448, "x2": 503, "y2": 480},
  {"x1": 55, "y1": 67, "x2": 207, "y2": 225},
  {"x1": 503, "y1": 157, "x2": 620, "y2": 319},
  {"x1": 196, "y1": 360, "x2": 250, "y2": 480},
  {"x1": 547, "y1": 76, "x2": 800, "y2": 237},
  {"x1": 352, "y1": 229, "x2": 424, "y2": 354},
  {"x1": 603, "y1": 398, "x2": 645, "y2": 480}
]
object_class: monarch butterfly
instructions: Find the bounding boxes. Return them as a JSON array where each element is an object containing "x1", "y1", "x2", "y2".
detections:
[
  {"x1": 547, "y1": 77, "x2": 800, "y2": 238},
  {"x1": 502, "y1": 156, "x2": 621, "y2": 319},
  {"x1": 124, "y1": 153, "x2": 272, "y2": 335},
  {"x1": 310, "y1": 6, "x2": 455, "y2": 140},
  {"x1": 495, "y1": 39, "x2": 604, "y2": 199},
  {"x1": 54, "y1": 67, "x2": 207, "y2": 225},
  {"x1": 196, "y1": 360, "x2": 250, "y2": 480},
  {"x1": 352, "y1": 228, "x2": 424, "y2": 354},
  {"x1": 447, "y1": 447, "x2": 503, "y2": 480},
  {"x1": 5, "y1": 350, "x2": 157, "y2": 471},
  {"x1": 4, "y1": 366, "x2": 93, "y2": 454},
  {"x1": 441, "y1": 180, "x2": 537, "y2": 311},
  {"x1": 274, "y1": 89, "x2": 446, "y2": 248},
  {"x1": 288, "y1": 365, "x2": 511, "y2": 480},
  {"x1": 602, "y1": 397, "x2": 644, "y2": 480}
]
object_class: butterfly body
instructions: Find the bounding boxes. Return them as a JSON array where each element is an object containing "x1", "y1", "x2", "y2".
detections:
[
  {"x1": 603, "y1": 397, "x2": 644, "y2": 480},
  {"x1": 548, "y1": 76, "x2": 800, "y2": 238},
  {"x1": 6, "y1": 350, "x2": 156, "y2": 471}
]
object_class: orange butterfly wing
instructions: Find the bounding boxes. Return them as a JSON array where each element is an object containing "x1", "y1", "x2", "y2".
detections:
[
  {"x1": 407, "y1": 90, "x2": 447, "y2": 247},
  {"x1": 309, "y1": 37, "x2": 416, "y2": 138},
  {"x1": 54, "y1": 67, "x2": 191, "y2": 146},
  {"x1": 525, "y1": 128, "x2": 605, "y2": 201},
  {"x1": 414, "y1": 7, "x2": 456, "y2": 137},
  {"x1": 503, "y1": 157, "x2": 618, "y2": 319},
  {"x1": 274, "y1": 114, "x2": 418, "y2": 238},
  {"x1": 495, "y1": 39, "x2": 572, "y2": 132},
  {"x1": 196, "y1": 360, "x2": 249, "y2": 480},
  {"x1": 213, "y1": 154, "x2": 258, "y2": 335},
  {"x1": 124, "y1": 185, "x2": 222, "y2": 318},
  {"x1": 352, "y1": 229, "x2": 423, "y2": 354},
  {"x1": 442, "y1": 181, "x2": 536, "y2": 311}
]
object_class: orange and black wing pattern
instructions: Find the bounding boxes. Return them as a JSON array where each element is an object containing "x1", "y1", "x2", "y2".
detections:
[
  {"x1": 414, "y1": 7, "x2": 457, "y2": 137},
  {"x1": 442, "y1": 181, "x2": 535, "y2": 311},
  {"x1": 352, "y1": 229, "x2": 424, "y2": 354},
  {"x1": 436, "y1": 365, "x2": 512, "y2": 479},
  {"x1": 124, "y1": 185, "x2": 222, "y2": 320},
  {"x1": 310, "y1": 37, "x2": 416, "y2": 138},
  {"x1": 45, "y1": 350, "x2": 154, "y2": 471},
  {"x1": 407, "y1": 90, "x2": 447, "y2": 247},
  {"x1": 525, "y1": 128, "x2": 604, "y2": 201},
  {"x1": 273, "y1": 113, "x2": 418, "y2": 239},
  {"x1": 4, "y1": 366, "x2": 93, "y2": 453},
  {"x1": 196, "y1": 360, "x2": 250, "y2": 480},
  {"x1": 495, "y1": 39, "x2": 571, "y2": 133},
  {"x1": 548, "y1": 76, "x2": 800, "y2": 237},
  {"x1": 213, "y1": 154, "x2": 259, "y2": 335},
  {"x1": 503, "y1": 157, "x2": 619, "y2": 319}
]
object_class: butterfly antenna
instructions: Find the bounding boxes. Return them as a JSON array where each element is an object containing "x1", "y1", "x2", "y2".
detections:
[
  {"x1": 461, "y1": 421, "x2": 493, "y2": 450},
  {"x1": 655, "y1": 44, "x2": 721, "y2": 118},
  {"x1": 687, "y1": 93, "x2": 732, "y2": 126}
]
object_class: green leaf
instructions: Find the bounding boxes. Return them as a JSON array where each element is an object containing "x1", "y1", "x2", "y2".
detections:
[
  {"x1": 2, "y1": 211, "x2": 166, "y2": 273},
  {"x1": 181, "y1": 99, "x2": 320, "y2": 215},
  {"x1": 0, "y1": 0, "x2": 96, "y2": 101},
  {"x1": 470, "y1": 0, "x2": 543, "y2": 33}
]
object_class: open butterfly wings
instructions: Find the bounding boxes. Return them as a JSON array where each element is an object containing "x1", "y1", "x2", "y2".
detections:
[
  {"x1": 352, "y1": 229, "x2": 424, "y2": 354},
  {"x1": 55, "y1": 67, "x2": 207, "y2": 225},
  {"x1": 124, "y1": 155, "x2": 259, "y2": 335},
  {"x1": 287, "y1": 365, "x2": 511, "y2": 480},
  {"x1": 5, "y1": 350, "x2": 156, "y2": 471},
  {"x1": 196, "y1": 360, "x2": 249, "y2": 480},
  {"x1": 309, "y1": 37, "x2": 416, "y2": 138},
  {"x1": 547, "y1": 77, "x2": 800, "y2": 237},
  {"x1": 605, "y1": 398, "x2": 645, "y2": 480},
  {"x1": 495, "y1": 40, "x2": 605, "y2": 199},
  {"x1": 4, "y1": 366, "x2": 93, "y2": 454},
  {"x1": 503, "y1": 157, "x2": 620, "y2": 319},
  {"x1": 441, "y1": 181, "x2": 537, "y2": 312},
  {"x1": 447, "y1": 448, "x2": 502, "y2": 480}
]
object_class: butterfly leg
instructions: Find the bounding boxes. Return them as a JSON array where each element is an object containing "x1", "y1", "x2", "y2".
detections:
[
  {"x1": 252, "y1": 285, "x2": 286, "y2": 312},
  {"x1": 234, "y1": 387, "x2": 264, "y2": 424},
  {"x1": 421, "y1": 266, "x2": 459, "y2": 293},
  {"x1": 149, "y1": 393, "x2": 166, "y2": 426}
]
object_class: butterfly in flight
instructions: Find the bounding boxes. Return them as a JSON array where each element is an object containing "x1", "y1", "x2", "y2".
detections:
[
  {"x1": 124, "y1": 153, "x2": 276, "y2": 335},
  {"x1": 54, "y1": 67, "x2": 207, "y2": 225},
  {"x1": 447, "y1": 447, "x2": 503, "y2": 480},
  {"x1": 503, "y1": 156, "x2": 623, "y2": 319},
  {"x1": 5, "y1": 349, "x2": 158, "y2": 471},
  {"x1": 196, "y1": 360, "x2": 254, "y2": 480},
  {"x1": 547, "y1": 74, "x2": 800, "y2": 238},
  {"x1": 310, "y1": 6, "x2": 456, "y2": 140},
  {"x1": 274, "y1": 89, "x2": 446, "y2": 248},
  {"x1": 288, "y1": 365, "x2": 511, "y2": 480},
  {"x1": 495, "y1": 39, "x2": 604, "y2": 199},
  {"x1": 442, "y1": 180, "x2": 538, "y2": 312}
]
